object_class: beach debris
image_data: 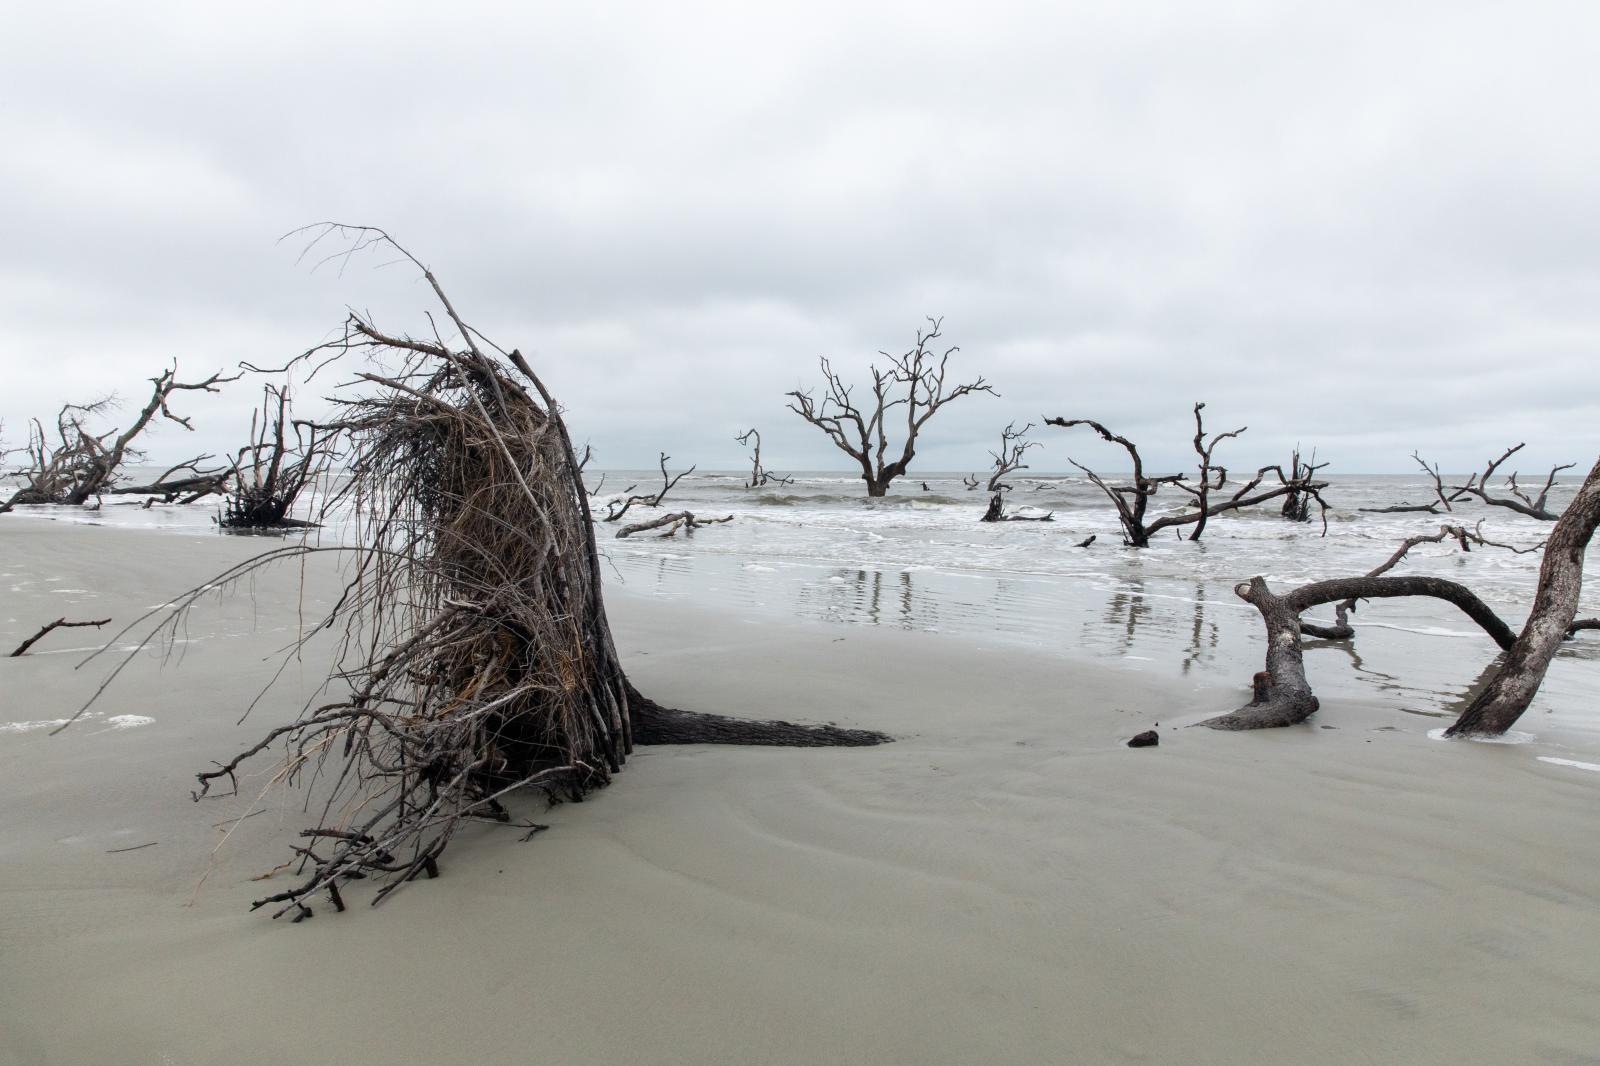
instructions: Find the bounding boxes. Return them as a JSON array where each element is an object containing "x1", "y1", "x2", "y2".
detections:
[
  {"x1": 1202, "y1": 457, "x2": 1600, "y2": 736},
  {"x1": 83, "y1": 223, "x2": 894, "y2": 921},
  {"x1": 1043, "y1": 403, "x2": 1331, "y2": 546},
  {"x1": 1074, "y1": 535, "x2": 1096, "y2": 548},
  {"x1": 602, "y1": 452, "x2": 694, "y2": 523},
  {"x1": 615, "y1": 511, "x2": 733, "y2": 539},
  {"x1": 1127, "y1": 730, "x2": 1160, "y2": 748},
  {"x1": 1, "y1": 365, "x2": 239, "y2": 515},
  {"x1": 106, "y1": 842, "x2": 158, "y2": 854},
  {"x1": 735, "y1": 428, "x2": 793, "y2": 488},
  {"x1": 8, "y1": 616, "x2": 111, "y2": 657},
  {"x1": 787, "y1": 316, "x2": 995, "y2": 498}
]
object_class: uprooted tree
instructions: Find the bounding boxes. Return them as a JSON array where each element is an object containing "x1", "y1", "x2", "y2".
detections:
[
  {"x1": 787, "y1": 317, "x2": 994, "y2": 497},
  {"x1": 1203, "y1": 456, "x2": 1600, "y2": 735},
  {"x1": 1278, "y1": 447, "x2": 1328, "y2": 523},
  {"x1": 1, "y1": 365, "x2": 238, "y2": 514},
  {"x1": 1044, "y1": 404, "x2": 1331, "y2": 547},
  {"x1": 74, "y1": 225, "x2": 888, "y2": 920},
  {"x1": 220, "y1": 383, "x2": 327, "y2": 529}
]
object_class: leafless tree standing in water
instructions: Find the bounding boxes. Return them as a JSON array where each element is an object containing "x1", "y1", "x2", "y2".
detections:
[{"x1": 787, "y1": 317, "x2": 994, "y2": 497}]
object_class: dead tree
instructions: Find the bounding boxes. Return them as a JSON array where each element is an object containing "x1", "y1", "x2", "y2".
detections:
[
  {"x1": 734, "y1": 429, "x2": 794, "y2": 488},
  {"x1": 1044, "y1": 405, "x2": 1329, "y2": 546},
  {"x1": 973, "y1": 422, "x2": 1052, "y2": 523},
  {"x1": 1278, "y1": 447, "x2": 1329, "y2": 523},
  {"x1": 0, "y1": 365, "x2": 238, "y2": 513},
  {"x1": 602, "y1": 453, "x2": 693, "y2": 522},
  {"x1": 615, "y1": 511, "x2": 734, "y2": 538},
  {"x1": 1361, "y1": 452, "x2": 1469, "y2": 515},
  {"x1": 787, "y1": 317, "x2": 994, "y2": 497},
  {"x1": 1447, "y1": 455, "x2": 1600, "y2": 735},
  {"x1": 1204, "y1": 458, "x2": 1600, "y2": 734},
  {"x1": 220, "y1": 384, "x2": 326, "y2": 529},
  {"x1": 1454, "y1": 443, "x2": 1574, "y2": 521},
  {"x1": 73, "y1": 224, "x2": 887, "y2": 920}
]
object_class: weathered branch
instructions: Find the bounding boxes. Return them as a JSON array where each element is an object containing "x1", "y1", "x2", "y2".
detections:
[
  {"x1": 735, "y1": 428, "x2": 793, "y2": 488},
  {"x1": 1361, "y1": 451, "x2": 1469, "y2": 515},
  {"x1": 1452, "y1": 443, "x2": 1574, "y2": 521},
  {"x1": 10, "y1": 617, "x2": 112, "y2": 657},
  {"x1": 603, "y1": 452, "x2": 694, "y2": 522}
]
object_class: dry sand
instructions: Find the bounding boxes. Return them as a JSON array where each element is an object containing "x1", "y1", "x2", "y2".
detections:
[{"x1": 3, "y1": 521, "x2": 1600, "y2": 1064}]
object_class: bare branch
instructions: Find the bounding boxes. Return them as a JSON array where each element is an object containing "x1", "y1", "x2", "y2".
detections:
[
  {"x1": 602, "y1": 452, "x2": 694, "y2": 522},
  {"x1": 10, "y1": 617, "x2": 112, "y2": 657}
]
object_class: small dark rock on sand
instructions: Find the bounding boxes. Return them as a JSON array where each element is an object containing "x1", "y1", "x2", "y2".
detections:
[{"x1": 1128, "y1": 730, "x2": 1160, "y2": 748}]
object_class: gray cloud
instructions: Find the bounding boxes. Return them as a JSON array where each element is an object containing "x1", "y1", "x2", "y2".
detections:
[{"x1": 3, "y1": 1, "x2": 1596, "y2": 478}]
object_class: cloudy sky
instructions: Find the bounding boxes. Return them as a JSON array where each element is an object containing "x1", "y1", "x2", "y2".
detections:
[{"x1": 3, "y1": 1, "x2": 1596, "y2": 476}]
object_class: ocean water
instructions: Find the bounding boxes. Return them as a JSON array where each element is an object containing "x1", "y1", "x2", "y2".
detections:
[{"x1": 7, "y1": 468, "x2": 1598, "y2": 741}]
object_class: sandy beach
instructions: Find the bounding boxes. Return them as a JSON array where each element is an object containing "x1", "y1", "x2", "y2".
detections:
[{"x1": 4, "y1": 519, "x2": 1600, "y2": 1064}]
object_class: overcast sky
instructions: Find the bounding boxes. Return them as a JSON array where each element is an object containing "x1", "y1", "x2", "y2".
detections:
[{"x1": 3, "y1": 1, "x2": 1597, "y2": 476}]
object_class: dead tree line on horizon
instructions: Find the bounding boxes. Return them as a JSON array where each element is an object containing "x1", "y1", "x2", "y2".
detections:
[
  {"x1": 1, "y1": 365, "x2": 240, "y2": 514},
  {"x1": 787, "y1": 317, "x2": 995, "y2": 497},
  {"x1": 1204, "y1": 459, "x2": 1600, "y2": 737},
  {"x1": 1044, "y1": 403, "x2": 1332, "y2": 547},
  {"x1": 1364, "y1": 443, "x2": 1575, "y2": 520}
]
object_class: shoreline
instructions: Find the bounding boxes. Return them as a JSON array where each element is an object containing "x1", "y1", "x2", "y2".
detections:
[{"x1": 3, "y1": 522, "x2": 1600, "y2": 1063}]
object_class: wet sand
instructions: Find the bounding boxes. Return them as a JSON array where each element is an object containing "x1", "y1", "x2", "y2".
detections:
[{"x1": 3, "y1": 521, "x2": 1600, "y2": 1064}]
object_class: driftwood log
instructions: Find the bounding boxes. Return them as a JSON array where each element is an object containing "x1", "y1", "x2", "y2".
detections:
[
  {"x1": 615, "y1": 511, "x2": 734, "y2": 539},
  {"x1": 1206, "y1": 457, "x2": 1600, "y2": 735}
]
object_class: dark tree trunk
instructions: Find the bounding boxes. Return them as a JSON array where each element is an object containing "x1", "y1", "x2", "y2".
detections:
[
  {"x1": 627, "y1": 684, "x2": 890, "y2": 746},
  {"x1": 1203, "y1": 574, "x2": 1520, "y2": 730},
  {"x1": 1201, "y1": 579, "x2": 1320, "y2": 729},
  {"x1": 1446, "y1": 456, "x2": 1600, "y2": 736}
]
